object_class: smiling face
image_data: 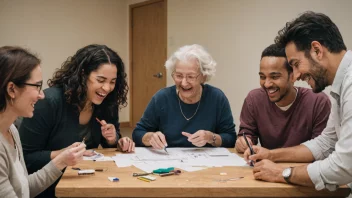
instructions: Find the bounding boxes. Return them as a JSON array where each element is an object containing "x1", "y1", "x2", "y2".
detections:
[
  {"x1": 285, "y1": 42, "x2": 329, "y2": 93},
  {"x1": 173, "y1": 59, "x2": 205, "y2": 103},
  {"x1": 259, "y1": 56, "x2": 295, "y2": 104},
  {"x1": 12, "y1": 65, "x2": 45, "y2": 118},
  {"x1": 86, "y1": 63, "x2": 117, "y2": 105}
]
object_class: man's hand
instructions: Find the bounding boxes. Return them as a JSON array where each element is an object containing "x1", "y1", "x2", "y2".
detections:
[
  {"x1": 244, "y1": 145, "x2": 272, "y2": 165},
  {"x1": 235, "y1": 135, "x2": 253, "y2": 153},
  {"x1": 252, "y1": 159, "x2": 285, "y2": 183}
]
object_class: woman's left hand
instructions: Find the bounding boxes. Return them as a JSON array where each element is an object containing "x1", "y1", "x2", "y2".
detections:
[
  {"x1": 182, "y1": 130, "x2": 212, "y2": 147},
  {"x1": 99, "y1": 120, "x2": 117, "y2": 144},
  {"x1": 118, "y1": 137, "x2": 135, "y2": 153}
]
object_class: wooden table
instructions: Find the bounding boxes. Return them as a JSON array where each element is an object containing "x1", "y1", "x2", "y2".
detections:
[{"x1": 56, "y1": 148, "x2": 350, "y2": 198}]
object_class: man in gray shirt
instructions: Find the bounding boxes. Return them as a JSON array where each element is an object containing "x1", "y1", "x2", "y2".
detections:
[{"x1": 243, "y1": 11, "x2": 352, "y2": 193}]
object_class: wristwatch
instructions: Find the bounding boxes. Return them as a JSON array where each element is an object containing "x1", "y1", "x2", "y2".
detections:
[{"x1": 282, "y1": 167, "x2": 293, "y2": 184}]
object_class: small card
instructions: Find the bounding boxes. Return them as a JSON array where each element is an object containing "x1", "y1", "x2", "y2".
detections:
[
  {"x1": 78, "y1": 169, "x2": 95, "y2": 175},
  {"x1": 140, "y1": 175, "x2": 156, "y2": 181},
  {"x1": 108, "y1": 177, "x2": 119, "y2": 182}
]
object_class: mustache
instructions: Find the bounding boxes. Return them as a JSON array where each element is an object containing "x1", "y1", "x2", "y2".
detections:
[{"x1": 300, "y1": 73, "x2": 311, "y2": 82}]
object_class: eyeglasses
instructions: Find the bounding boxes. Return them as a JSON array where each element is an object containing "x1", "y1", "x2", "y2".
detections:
[
  {"x1": 172, "y1": 73, "x2": 201, "y2": 83},
  {"x1": 21, "y1": 82, "x2": 43, "y2": 92}
]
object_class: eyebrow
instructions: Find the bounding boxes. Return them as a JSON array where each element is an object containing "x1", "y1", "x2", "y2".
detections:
[
  {"x1": 269, "y1": 72, "x2": 281, "y2": 75},
  {"x1": 96, "y1": 76, "x2": 117, "y2": 80},
  {"x1": 288, "y1": 59, "x2": 298, "y2": 66},
  {"x1": 36, "y1": 80, "x2": 43, "y2": 84}
]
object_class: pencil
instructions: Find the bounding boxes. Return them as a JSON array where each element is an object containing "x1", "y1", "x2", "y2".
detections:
[
  {"x1": 81, "y1": 137, "x2": 86, "y2": 144},
  {"x1": 96, "y1": 117, "x2": 103, "y2": 125}
]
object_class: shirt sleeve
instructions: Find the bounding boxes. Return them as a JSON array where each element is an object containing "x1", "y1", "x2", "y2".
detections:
[
  {"x1": 303, "y1": 80, "x2": 352, "y2": 191},
  {"x1": 19, "y1": 97, "x2": 56, "y2": 174},
  {"x1": 238, "y1": 94, "x2": 259, "y2": 145},
  {"x1": 132, "y1": 97, "x2": 159, "y2": 146},
  {"x1": 216, "y1": 93, "x2": 237, "y2": 148},
  {"x1": 311, "y1": 93, "x2": 331, "y2": 139},
  {"x1": 0, "y1": 147, "x2": 18, "y2": 198},
  {"x1": 28, "y1": 161, "x2": 62, "y2": 198}
]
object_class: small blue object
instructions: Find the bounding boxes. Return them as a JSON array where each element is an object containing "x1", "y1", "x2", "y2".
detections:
[{"x1": 108, "y1": 177, "x2": 119, "y2": 182}]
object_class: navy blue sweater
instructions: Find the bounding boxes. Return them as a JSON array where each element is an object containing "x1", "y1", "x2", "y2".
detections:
[{"x1": 132, "y1": 84, "x2": 236, "y2": 147}]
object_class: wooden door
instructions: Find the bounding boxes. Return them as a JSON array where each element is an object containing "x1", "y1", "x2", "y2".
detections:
[{"x1": 130, "y1": 0, "x2": 167, "y2": 127}]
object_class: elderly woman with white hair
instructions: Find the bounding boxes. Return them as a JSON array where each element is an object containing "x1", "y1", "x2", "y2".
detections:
[{"x1": 132, "y1": 44, "x2": 236, "y2": 149}]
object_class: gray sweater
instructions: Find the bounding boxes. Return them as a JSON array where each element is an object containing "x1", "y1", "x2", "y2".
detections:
[{"x1": 0, "y1": 124, "x2": 62, "y2": 198}]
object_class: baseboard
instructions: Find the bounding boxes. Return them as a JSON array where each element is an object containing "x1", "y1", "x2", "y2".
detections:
[{"x1": 120, "y1": 122, "x2": 130, "y2": 127}]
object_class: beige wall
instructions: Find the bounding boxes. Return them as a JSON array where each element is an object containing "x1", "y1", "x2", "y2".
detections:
[
  {"x1": 167, "y1": 0, "x2": 352, "y2": 131},
  {"x1": 0, "y1": 0, "x2": 130, "y2": 122},
  {"x1": 1, "y1": 0, "x2": 352, "y2": 128}
]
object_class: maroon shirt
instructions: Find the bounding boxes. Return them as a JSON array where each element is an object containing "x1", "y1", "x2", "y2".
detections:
[{"x1": 239, "y1": 87, "x2": 331, "y2": 149}]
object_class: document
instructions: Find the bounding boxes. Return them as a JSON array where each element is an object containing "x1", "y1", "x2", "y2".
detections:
[{"x1": 112, "y1": 147, "x2": 247, "y2": 172}]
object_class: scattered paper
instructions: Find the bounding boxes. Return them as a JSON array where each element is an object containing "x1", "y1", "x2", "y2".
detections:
[{"x1": 112, "y1": 147, "x2": 247, "y2": 173}]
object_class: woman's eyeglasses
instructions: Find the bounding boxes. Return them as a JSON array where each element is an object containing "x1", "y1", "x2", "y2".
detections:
[
  {"x1": 172, "y1": 73, "x2": 201, "y2": 83},
  {"x1": 21, "y1": 82, "x2": 43, "y2": 92}
]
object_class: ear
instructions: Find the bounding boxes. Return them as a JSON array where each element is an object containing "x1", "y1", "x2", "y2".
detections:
[
  {"x1": 6, "y1": 82, "x2": 16, "y2": 99},
  {"x1": 201, "y1": 75, "x2": 207, "y2": 84},
  {"x1": 310, "y1": 41, "x2": 324, "y2": 61}
]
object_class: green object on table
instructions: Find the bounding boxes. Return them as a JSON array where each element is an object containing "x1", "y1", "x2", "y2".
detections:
[{"x1": 153, "y1": 167, "x2": 174, "y2": 174}]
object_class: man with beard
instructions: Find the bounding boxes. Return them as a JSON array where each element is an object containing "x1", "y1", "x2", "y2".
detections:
[
  {"x1": 243, "y1": 11, "x2": 352, "y2": 193},
  {"x1": 235, "y1": 44, "x2": 331, "y2": 153}
]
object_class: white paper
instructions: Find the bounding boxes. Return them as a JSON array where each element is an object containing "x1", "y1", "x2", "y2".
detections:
[{"x1": 112, "y1": 147, "x2": 247, "y2": 172}]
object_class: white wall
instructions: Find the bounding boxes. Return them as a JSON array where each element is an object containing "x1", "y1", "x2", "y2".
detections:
[
  {"x1": 2, "y1": 0, "x2": 352, "y2": 128},
  {"x1": 167, "y1": 0, "x2": 352, "y2": 131},
  {"x1": 0, "y1": 0, "x2": 130, "y2": 122}
]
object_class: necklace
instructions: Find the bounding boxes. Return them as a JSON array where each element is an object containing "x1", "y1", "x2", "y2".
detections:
[{"x1": 177, "y1": 91, "x2": 201, "y2": 121}]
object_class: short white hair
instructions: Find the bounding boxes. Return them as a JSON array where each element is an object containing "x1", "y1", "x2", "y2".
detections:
[{"x1": 165, "y1": 44, "x2": 216, "y2": 82}]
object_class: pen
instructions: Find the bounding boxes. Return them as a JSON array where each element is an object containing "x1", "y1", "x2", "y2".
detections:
[
  {"x1": 133, "y1": 172, "x2": 151, "y2": 177},
  {"x1": 81, "y1": 137, "x2": 86, "y2": 145},
  {"x1": 159, "y1": 170, "x2": 181, "y2": 177},
  {"x1": 159, "y1": 131, "x2": 168, "y2": 153},
  {"x1": 243, "y1": 132, "x2": 255, "y2": 166}
]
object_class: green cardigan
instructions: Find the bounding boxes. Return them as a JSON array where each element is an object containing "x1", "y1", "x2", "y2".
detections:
[{"x1": 19, "y1": 87, "x2": 121, "y2": 198}]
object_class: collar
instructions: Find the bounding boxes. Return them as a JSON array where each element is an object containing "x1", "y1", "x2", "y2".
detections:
[{"x1": 330, "y1": 50, "x2": 352, "y2": 98}]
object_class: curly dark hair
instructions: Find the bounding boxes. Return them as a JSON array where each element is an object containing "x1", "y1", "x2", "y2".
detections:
[
  {"x1": 275, "y1": 11, "x2": 346, "y2": 56},
  {"x1": 48, "y1": 44, "x2": 128, "y2": 114}
]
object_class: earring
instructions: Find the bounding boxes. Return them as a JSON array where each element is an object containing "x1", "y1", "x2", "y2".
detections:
[{"x1": 10, "y1": 98, "x2": 14, "y2": 106}]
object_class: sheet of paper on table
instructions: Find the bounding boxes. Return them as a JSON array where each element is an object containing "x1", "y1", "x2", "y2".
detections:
[{"x1": 111, "y1": 147, "x2": 247, "y2": 172}]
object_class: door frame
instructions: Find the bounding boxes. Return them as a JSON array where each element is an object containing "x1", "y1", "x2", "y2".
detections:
[{"x1": 129, "y1": 0, "x2": 167, "y2": 127}]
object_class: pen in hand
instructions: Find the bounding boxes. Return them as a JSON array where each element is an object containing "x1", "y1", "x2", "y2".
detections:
[
  {"x1": 160, "y1": 132, "x2": 168, "y2": 153},
  {"x1": 243, "y1": 132, "x2": 255, "y2": 166},
  {"x1": 81, "y1": 137, "x2": 86, "y2": 145}
]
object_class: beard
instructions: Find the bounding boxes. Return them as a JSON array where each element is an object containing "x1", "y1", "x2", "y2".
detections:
[{"x1": 307, "y1": 57, "x2": 329, "y2": 93}]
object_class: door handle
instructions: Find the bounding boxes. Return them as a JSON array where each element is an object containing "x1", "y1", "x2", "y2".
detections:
[{"x1": 153, "y1": 72, "x2": 163, "y2": 78}]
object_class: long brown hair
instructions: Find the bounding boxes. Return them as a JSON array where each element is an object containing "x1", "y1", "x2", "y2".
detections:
[{"x1": 0, "y1": 46, "x2": 40, "y2": 112}]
